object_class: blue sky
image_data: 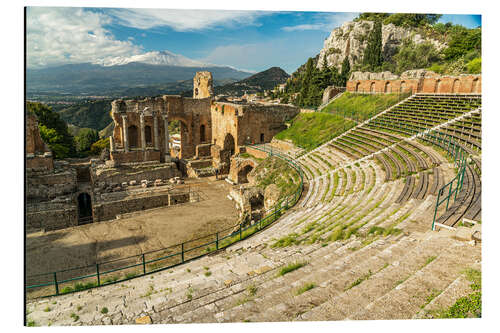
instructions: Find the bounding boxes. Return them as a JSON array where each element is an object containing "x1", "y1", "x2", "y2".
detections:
[{"x1": 26, "y1": 7, "x2": 481, "y2": 73}]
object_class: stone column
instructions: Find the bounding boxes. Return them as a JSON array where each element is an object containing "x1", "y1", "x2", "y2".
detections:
[
  {"x1": 163, "y1": 115, "x2": 171, "y2": 160},
  {"x1": 109, "y1": 136, "x2": 115, "y2": 152},
  {"x1": 121, "y1": 115, "x2": 129, "y2": 152},
  {"x1": 153, "y1": 113, "x2": 159, "y2": 150},
  {"x1": 140, "y1": 112, "x2": 146, "y2": 150}
]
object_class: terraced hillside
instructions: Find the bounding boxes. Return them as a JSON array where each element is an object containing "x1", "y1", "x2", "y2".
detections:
[{"x1": 26, "y1": 93, "x2": 482, "y2": 326}]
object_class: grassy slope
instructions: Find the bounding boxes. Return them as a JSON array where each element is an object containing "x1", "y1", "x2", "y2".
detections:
[
  {"x1": 275, "y1": 113, "x2": 355, "y2": 151},
  {"x1": 322, "y1": 92, "x2": 407, "y2": 122},
  {"x1": 251, "y1": 156, "x2": 300, "y2": 197}
]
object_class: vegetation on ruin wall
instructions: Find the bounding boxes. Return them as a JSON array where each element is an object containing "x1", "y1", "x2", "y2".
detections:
[
  {"x1": 322, "y1": 92, "x2": 404, "y2": 122},
  {"x1": 251, "y1": 156, "x2": 300, "y2": 198},
  {"x1": 27, "y1": 102, "x2": 77, "y2": 159},
  {"x1": 275, "y1": 113, "x2": 355, "y2": 151}
]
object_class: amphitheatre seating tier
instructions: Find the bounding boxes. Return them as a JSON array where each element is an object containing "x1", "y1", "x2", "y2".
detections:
[{"x1": 26, "y1": 94, "x2": 482, "y2": 325}]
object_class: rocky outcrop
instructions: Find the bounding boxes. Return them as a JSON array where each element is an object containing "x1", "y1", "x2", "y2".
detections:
[
  {"x1": 317, "y1": 20, "x2": 446, "y2": 71},
  {"x1": 349, "y1": 69, "x2": 440, "y2": 81}
]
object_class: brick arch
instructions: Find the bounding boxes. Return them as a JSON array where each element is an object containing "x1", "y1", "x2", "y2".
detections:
[
  {"x1": 434, "y1": 79, "x2": 441, "y2": 93},
  {"x1": 230, "y1": 158, "x2": 258, "y2": 184},
  {"x1": 471, "y1": 78, "x2": 479, "y2": 93},
  {"x1": 370, "y1": 82, "x2": 376, "y2": 93},
  {"x1": 400, "y1": 81, "x2": 406, "y2": 93},
  {"x1": 355, "y1": 82, "x2": 361, "y2": 92},
  {"x1": 452, "y1": 79, "x2": 460, "y2": 93},
  {"x1": 384, "y1": 81, "x2": 390, "y2": 93}
]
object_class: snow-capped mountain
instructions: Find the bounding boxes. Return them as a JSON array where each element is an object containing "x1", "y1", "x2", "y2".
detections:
[{"x1": 95, "y1": 50, "x2": 213, "y2": 67}]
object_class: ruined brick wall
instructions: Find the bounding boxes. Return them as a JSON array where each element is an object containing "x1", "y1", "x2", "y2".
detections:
[
  {"x1": 27, "y1": 170, "x2": 77, "y2": 202},
  {"x1": 245, "y1": 146, "x2": 269, "y2": 160},
  {"x1": 92, "y1": 192, "x2": 190, "y2": 222},
  {"x1": 26, "y1": 208, "x2": 78, "y2": 231},
  {"x1": 193, "y1": 71, "x2": 213, "y2": 99},
  {"x1": 110, "y1": 94, "x2": 212, "y2": 162},
  {"x1": 26, "y1": 114, "x2": 54, "y2": 172},
  {"x1": 92, "y1": 163, "x2": 180, "y2": 186},
  {"x1": 229, "y1": 158, "x2": 258, "y2": 184},
  {"x1": 346, "y1": 72, "x2": 481, "y2": 94}
]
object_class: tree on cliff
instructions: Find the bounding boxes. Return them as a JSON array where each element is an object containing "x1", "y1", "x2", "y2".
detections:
[
  {"x1": 26, "y1": 102, "x2": 77, "y2": 159},
  {"x1": 362, "y1": 20, "x2": 383, "y2": 71},
  {"x1": 340, "y1": 56, "x2": 351, "y2": 86}
]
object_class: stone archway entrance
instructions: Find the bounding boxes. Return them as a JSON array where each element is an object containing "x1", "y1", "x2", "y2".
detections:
[
  {"x1": 238, "y1": 165, "x2": 254, "y2": 184},
  {"x1": 77, "y1": 192, "x2": 93, "y2": 225}
]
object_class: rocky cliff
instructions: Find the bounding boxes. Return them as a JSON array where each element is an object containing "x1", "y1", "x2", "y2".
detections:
[{"x1": 317, "y1": 20, "x2": 446, "y2": 71}]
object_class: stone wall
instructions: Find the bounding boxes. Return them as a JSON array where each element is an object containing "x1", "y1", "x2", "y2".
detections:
[
  {"x1": 193, "y1": 71, "x2": 214, "y2": 99},
  {"x1": 245, "y1": 146, "x2": 269, "y2": 160},
  {"x1": 26, "y1": 114, "x2": 54, "y2": 172},
  {"x1": 93, "y1": 191, "x2": 191, "y2": 222},
  {"x1": 110, "y1": 93, "x2": 212, "y2": 162},
  {"x1": 26, "y1": 207, "x2": 78, "y2": 231},
  {"x1": 322, "y1": 86, "x2": 345, "y2": 104},
  {"x1": 346, "y1": 70, "x2": 481, "y2": 94},
  {"x1": 92, "y1": 163, "x2": 180, "y2": 187},
  {"x1": 27, "y1": 170, "x2": 77, "y2": 201},
  {"x1": 210, "y1": 102, "x2": 299, "y2": 172}
]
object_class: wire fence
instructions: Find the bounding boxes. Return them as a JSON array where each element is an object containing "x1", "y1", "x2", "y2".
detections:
[{"x1": 26, "y1": 144, "x2": 304, "y2": 299}]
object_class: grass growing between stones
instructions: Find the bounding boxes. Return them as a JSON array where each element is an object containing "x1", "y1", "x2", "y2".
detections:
[
  {"x1": 424, "y1": 269, "x2": 482, "y2": 319},
  {"x1": 295, "y1": 283, "x2": 316, "y2": 295},
  {"x1": 278, "y1": 262, "x2": 307, "y2": 277},
  {"x1": 275, "y1": 113, "x2": 355, "y2": 151}
]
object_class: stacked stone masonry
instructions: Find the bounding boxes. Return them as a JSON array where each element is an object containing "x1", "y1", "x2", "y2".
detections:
[{"x1": 347, "y1": 70, "x2": 481, "y2": 94}]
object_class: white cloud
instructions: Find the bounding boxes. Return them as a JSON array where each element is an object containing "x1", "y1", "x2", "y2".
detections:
[
  {"x1": 106, "y1": 8, "x2": 271, "y2": 31},
  {"x1": 282, "y1": 24, "x2": 328, "y2": 32},
  {"x1": 282, "y1": 12, "x2": 359, "y2": 32},
  {"x1": 26, "y1": 7, "x2": 142, "y2": 68}
]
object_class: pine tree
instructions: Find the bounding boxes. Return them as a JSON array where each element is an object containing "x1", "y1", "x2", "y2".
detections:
[
  {"x1": 363, "y1": 20, "x2": 382, "y2": 70},
  {"x1": 340, "y1": 56, "x2": 351, "y2": 86}
]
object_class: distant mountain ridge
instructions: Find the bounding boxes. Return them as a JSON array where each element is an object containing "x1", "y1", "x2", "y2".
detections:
[
  {"x1": 183, "y1": 67, "x2": 290, "y2": 97},
  {"x1": 94, "y1": 50, "x2": 213, "y2": 67},
  {"x1": 27, "y1": 61, "x2": 252, "y2": 97}
]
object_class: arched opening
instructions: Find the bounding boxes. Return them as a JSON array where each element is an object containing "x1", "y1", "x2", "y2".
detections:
[
  {"x1": 260, "y1": 133, "x2": 265, "y2": 143},
  {"x1": 355, "y1": 82, "x2": 361, "y2": 92},
  {"x1": 128, "y1": 125, "x2": 138, "y2": 148},
  {"x1": 370, "y1": 82, "x2": 375, "y2": 93},
  {"x1": 77, "y1": 193, "x2": 93, "y2": 225},
  {"x1": 434, "y1": 79, "x2": 441, "y2": 93},
  {"x1": 400, "y1": 81, "x2": 406, "y2": 93},
  {"x1": 145, "y1": 125, "x2": 152, "y2": 145},
  {"x1": 471, "y1": 78, "x2": 479, "y2": 93},
  {"x1": 224, "y1": 133, "x2": 235, "y2": 156},
  {"x1": 200, "y1": 124, "x2": 206, "y2": 143},
  {"x1": 238, "y1": 165, "x2": 254, "y2": 184},
  {"x1": 384, "y1": 81, "x2": 390, "y2": 93},
  {"x1": 452, "y1": 79, "x2": 460, "y2": 93}
]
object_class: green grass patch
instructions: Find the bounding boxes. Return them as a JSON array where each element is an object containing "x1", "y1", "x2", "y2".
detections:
[
  {"x1": 275, "y1": 113, "x2": 355, "y2": 151},
  {"x1": 345, "y1": 270, "x2": 372, "y2": 291},
  {"x1": 323, "y1": 92, "x2": 407, "y2": 122},
  {"x1": 278, "y1": 261, "x2": 307, "y2": 276},
  {"x1": 295, "y1": 282, "x2": 317, "y2": 295},
  {"x1": 271, "y1": 233, "x2": 299, "y2": 248}
]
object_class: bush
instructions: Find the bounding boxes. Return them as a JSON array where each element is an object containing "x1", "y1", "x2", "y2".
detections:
[
  {"x1": 90, "y1": 137, "x2": 110, "y2": 156},
  {"x1": 466, "y1": 57, "x2": 481, "y2": 74},
  {"x1": 75, "y1": 128, "x2": 99, "y2": 153},
  {"x1": 27, "y1": 102, "x2": 77, "y2": 159}
]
